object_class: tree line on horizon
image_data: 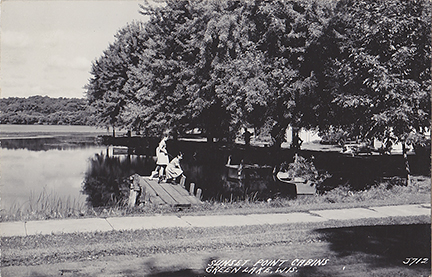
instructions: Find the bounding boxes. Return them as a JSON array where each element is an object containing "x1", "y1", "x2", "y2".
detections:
[
  {"x1": 85, "y1": 0, "x2": 430, "y2": 152},
  {"x1": 0, "y1": 96, "x2": 95, "y2": 125}
]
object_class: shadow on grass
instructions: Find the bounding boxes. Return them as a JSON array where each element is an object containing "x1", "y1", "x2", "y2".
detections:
[
  {"x1": 140, "y1": 257, "x2": 289, "y2": 277},
  {"x1": 315, "y1": 223, "x2": 431, "y2": 268},
  {"x1": 130, "y1": 224, "x2": 430, "y2": 277},
  {"x1": 144, "y1": 269, "x2": 287, "y2": 277}
]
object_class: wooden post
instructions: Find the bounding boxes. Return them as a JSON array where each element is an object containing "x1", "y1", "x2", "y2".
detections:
[
  {"x1": 138, "y1": 183, "x2": 146, "y2": 206},
  {"x1": 196, "y1": 188, "x2": 202, "y2": 200},
  {"x1": 128, "y1": 174, "x2": 141, "y2": 208},
  {"x1": 189, "y1": 183, "x2": 195, "y2": 195},
  {"x1": 128, "y1": 189, "x2": 137, "y2": 208}
]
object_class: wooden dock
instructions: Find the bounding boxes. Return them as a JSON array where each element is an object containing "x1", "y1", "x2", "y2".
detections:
[{"x1": 136, "y1": 176, "x2": 202, "y2": 207}]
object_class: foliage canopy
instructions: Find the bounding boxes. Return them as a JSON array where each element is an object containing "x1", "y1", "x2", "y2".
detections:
[{"x1": 85, "y1": 0, "x2": 431, "y2": 148}]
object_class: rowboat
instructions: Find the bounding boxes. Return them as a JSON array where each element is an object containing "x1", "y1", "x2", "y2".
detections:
[{"x1": 275, "y1": 171, "x2": 316, "y2": 195}]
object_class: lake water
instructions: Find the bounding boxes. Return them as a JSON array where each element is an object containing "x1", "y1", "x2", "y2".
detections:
[
  {"x1": 0, "y1": 125, "x2": 110, "y2": 210},
  {"x1": 2, "y1": 125, "x2": 428, "y2": 211},
  {"x1": 0, "y1": 125, "x2": 279, "y2": 210}
]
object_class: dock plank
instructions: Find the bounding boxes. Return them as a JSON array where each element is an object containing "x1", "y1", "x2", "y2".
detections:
[
  {"x1": 159, "y1": 183, "x2": 191, "y2": 206},
  {"x1": 141, "y1": 178, "x2": 166, "y2": 205},
  {"x1": 137, "y1": 176, "x2": 202, "y2": 206},
  {"x1": 138, "y1": 178, "x2": 165, "y2": 205},
  {"x1": 143, "y1": 178, "x2": 177, "y2": 205},
  {"x1": 170, "y1": 184, "x2": 190, "y2": 196},
  {"x1": 170, "y1": 185, "x2": 201, "y2": 205}
]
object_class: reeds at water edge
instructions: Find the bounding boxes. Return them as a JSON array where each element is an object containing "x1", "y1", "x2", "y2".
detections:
[{"x1": 1, "y1": 188, "x2": 87, "y2": 222}]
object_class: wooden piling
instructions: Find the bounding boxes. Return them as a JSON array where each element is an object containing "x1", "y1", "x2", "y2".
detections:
[
  {"x1": 196, "y1": 188, "x2": 202, "y2": 200},
  {"x1": 128, "y1": 189, "x2": 138, "y2": 208},
  {"x1": 189, "y1": 182, "x2": 195, "y2": 195}
]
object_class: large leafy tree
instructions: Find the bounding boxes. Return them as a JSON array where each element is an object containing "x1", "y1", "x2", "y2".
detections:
[
  {"x1": 322, "y1": 0, "x2": 431, "y2": 182},
  {"x1": 86, "y1": 0, "x2": 240, "y2": 139},
  {"x1": 86, "y1": 0, "x2": 333, "y2": 146},
  {"x1": 88, "y1": 0, "x2": 430, "y2": 160},
  {"x1": 199, "y1": 0, "x2": 332, "y2": 147},
  {"x1": 261, "y1": 0, "x2": 331, "y2": 149},
  {"x1": 217, "y1": 0, "x2": 333, "y2": 149},
  {"x1": 123, "y1": 1, "x2": 206, "y2": 137},
  {"x1": 132, "y1": 0, "x2": 254, "y2": 141},
  {"x1": 128, "y1": 0, "x2": 333, "y2": 145},
  {"x1": 85, "y1": 21, "x2": 148, "y2": 135}
]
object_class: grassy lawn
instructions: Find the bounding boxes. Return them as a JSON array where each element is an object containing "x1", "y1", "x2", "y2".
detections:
[{"x1": 1, "y1": 215, "x2": 430, "y2": 276}]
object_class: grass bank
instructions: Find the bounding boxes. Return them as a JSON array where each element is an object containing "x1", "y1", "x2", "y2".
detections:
[
  {"x1": 1, "y1": 176, "x2": 429, "y2": 222},
  {"x1": 2, "y1": 215, "x2": 430, "y2": 267}
]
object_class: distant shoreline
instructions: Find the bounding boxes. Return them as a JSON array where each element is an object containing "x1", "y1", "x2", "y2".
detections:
[{"x1": 0, "y1": 124, "x2": 110, "y2": 137}]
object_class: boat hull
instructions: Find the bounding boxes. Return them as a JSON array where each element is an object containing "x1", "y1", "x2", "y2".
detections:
[{"x1": 276, "y1": 173, "x2": 316, "y2": 195}]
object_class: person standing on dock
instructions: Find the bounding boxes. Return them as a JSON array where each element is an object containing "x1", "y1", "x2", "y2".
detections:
[{"x1": 150, "y1": 136, "x2": 169, "y2": 182}]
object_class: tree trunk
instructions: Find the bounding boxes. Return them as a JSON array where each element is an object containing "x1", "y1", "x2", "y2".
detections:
[
  {"x1": 270, "y1": 123, "x2": 284, "y2": 150},
  {"x1": 206, "y1": 128, "x2": 214, "y2": 143},
  {"x1": 272, "y1": 135, "x2": 282, "y2": 150},
  {"x1": 291, "y1": 126, "x2": 302, "y2": 152},
  {"x1": 402, "y1": 142, "x2": 411, "y2": 186},
  {"x1": 244, "y1": 128, "x2": 251, "y2": 146},
  {"x1": 172, "y1": 131, "x2": 178, "y2": 141},
  {"x1": 207, "y1": 134, "x2": 214, "y2": 143}
]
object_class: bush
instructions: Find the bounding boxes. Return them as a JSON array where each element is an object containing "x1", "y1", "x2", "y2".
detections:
[
  {"x1": 279, "y1": 154, "x2": 331, "y2": 184},
  {"x1": 319, "y1": 128, "x2": 350, "y2": 145}
]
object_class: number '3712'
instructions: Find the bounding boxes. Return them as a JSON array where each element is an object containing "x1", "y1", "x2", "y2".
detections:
[{"x1": 402, "y1": 258, "x2": 429, "y2": 266}]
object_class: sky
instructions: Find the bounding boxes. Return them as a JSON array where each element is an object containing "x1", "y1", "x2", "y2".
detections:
[{"x1": 1, "y1": 0, "x2": 151, "y2": 99}]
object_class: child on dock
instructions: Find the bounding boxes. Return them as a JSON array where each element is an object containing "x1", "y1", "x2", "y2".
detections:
[
  {"x1": 165, "y1": 152, "x2": 186, "y2": 185},
  {"x1": 150, "y1": 136, "x2": 169, "y2": 182}
]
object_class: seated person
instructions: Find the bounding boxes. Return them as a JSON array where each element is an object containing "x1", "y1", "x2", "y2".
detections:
[{"x1": 165, "y1": 152, "x2": 185, "y2": 184}]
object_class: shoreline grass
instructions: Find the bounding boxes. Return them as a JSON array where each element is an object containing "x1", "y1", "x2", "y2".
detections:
[
  {"x1": 1, "y1": 175, "x2": 429, "y2": 223},
  {"x1": 1, "y1": 188, "x2": 88, "y2": 222}
]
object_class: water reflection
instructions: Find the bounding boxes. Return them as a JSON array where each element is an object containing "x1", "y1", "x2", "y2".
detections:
[
  {"x1": 82, "y1": 152, "x2": 155, "y2": 207},
  {"x1": 81, "y1": 149, "x2": 279, "y2": 207}
]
